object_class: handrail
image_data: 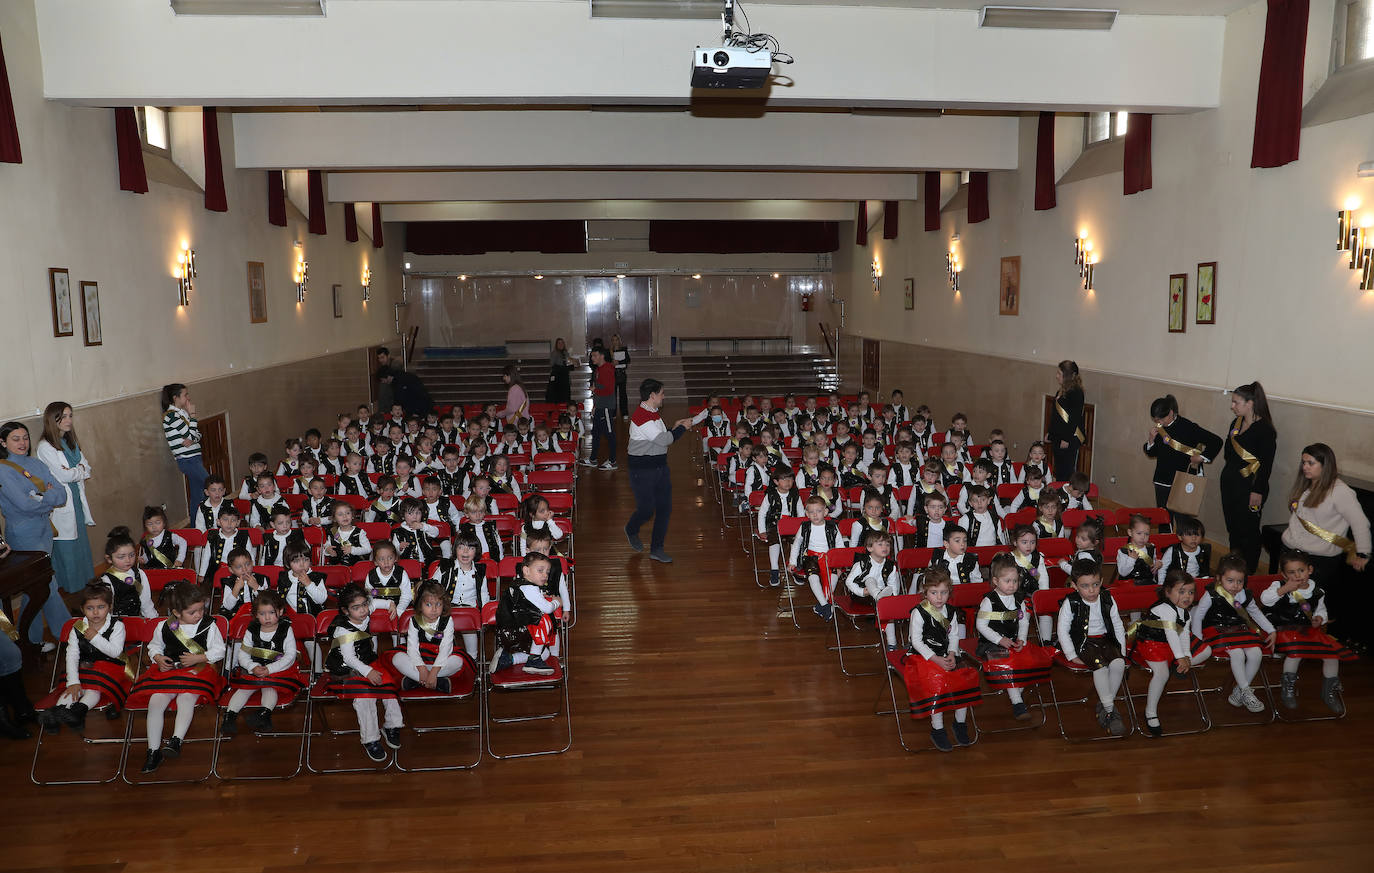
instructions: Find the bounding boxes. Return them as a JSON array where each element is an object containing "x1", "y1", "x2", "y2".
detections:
[{"x1": 818, "y1": 322, "x2": 836, "y2": 361}]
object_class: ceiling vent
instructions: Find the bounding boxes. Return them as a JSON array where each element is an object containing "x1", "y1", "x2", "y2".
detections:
[
  {"x1": 979, "y1": 6, "x2": 1118, "y2": 30},
  {"x1": 170, "y1": 0, "x2": 325, "y2": 16}
]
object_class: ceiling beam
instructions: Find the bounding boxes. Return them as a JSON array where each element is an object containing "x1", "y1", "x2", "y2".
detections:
[
  {"x1": 329, "y1": 171, "x2": 924, "y2": 203},
  {"x1": 234, "y1": 111, "x2": 1018, "y2": 171},
  {"x1": 35, "y1": 0, "x2": 1222, "y2": 111},
  {"x1": 379, "y1": 201, "x2": 859, "y2": 222}
]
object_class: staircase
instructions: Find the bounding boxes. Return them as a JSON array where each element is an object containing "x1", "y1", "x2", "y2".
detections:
[
  {"x1": 628, "y1": 356, "x2": 689, "y2": 405},
  {"x1": 680, "y1": 352, "x2": 839, "y2": 398},
  {"x1": 412, "y1": 354, "x2": 591, "y2": 408}
]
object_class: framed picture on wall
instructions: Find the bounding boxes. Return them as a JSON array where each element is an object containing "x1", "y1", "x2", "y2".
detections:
[
  {"x1": 79, "y1": 281, "x2": 102, "y2": 346},
  {"x1": 1195, "y1": 262, "x2": 1216, "y2": 324},
  {"x1": 49, "y1": 268, "x2": 73, "y2": 337},
  {"x1": 1168, "y1": 273, "x2": 1187, "y2": 333},
  {"x1": 332, "y1": 283, "x2": 343, "y2": 318},
  {"x1": 246, "y1": 261, "x2": 267, "y2": 324},
  {"x1": 903, "y1": 278, "x2": 914, "y2": 310},
  {"x1": 999, "y1": 256, "x2": 1020, "y2": 316}
]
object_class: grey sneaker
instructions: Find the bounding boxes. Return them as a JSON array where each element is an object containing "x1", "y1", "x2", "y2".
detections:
[
  {"x1": 1227, "y1": 685, "x2": 1246, "y2": 708},
  {"x1": 1321, "y1": 676, "x2": 1344, "y2": 714},
  {"x1": 649, "y1": 550, "x2": 673, "y2": 563},
  {"x1": 625, "y1": 530, "x2": 643, "y2": 552},
  {"x1": 1240, "y1": 688, "x2": 1265, "y2": 713},
  {"x1": 1279, "y1": 672, "x2": 1298, "y2": 709},
  {"x1": 1106, "y1": 709, "x2": 1126, "y2": 736}
]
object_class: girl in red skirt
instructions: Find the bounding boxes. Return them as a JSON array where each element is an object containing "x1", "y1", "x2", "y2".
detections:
[
  {"x1": 220, "y1": 590, "x2": 305, "y2": 737},
  {"x1": 902, "y1": 567, "x2": 982, "y2": 751},
  {"x1": 38, "y1": 583, "x2": 131, "y2": 734},
  {"x1": 1131, "y1": 568, "x2": 1211, "y2": 736},
  {"x1": 129, "y1": 582, "x2": 225, "y2": 773},
  {"x1": 324, "y1": 583, "x2": 403, "y2": 763},
  {"x1": 1262, "y1": 550, "x2": 1355, "y2": 713},
  {"x1": 974, "y1": 555, "x2": 1054, "y2": 721},
  {"x1": 1190, "y1": 553, "x2": 1276, "y2": 714}
]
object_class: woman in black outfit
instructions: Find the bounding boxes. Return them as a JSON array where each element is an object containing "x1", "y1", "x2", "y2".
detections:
[
  {"x1": 1047, "y1": 360, "x2": 1085, "y2": 482},
  {"x1": 546, "y1": 337, "x2": 574, "y2": 405},
  {"x1": 1219, "y1": 381, "x2": 1277, "y2": 573},
  {"x1": 1144, "y1": 394, "x2": 1223, "y2": 531}
]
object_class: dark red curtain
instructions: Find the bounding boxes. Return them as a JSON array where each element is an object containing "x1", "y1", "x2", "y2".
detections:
[
  {"x1": 266, "y1": 171, "x2": 287, "y2": 226},
  {"x1": 202, "y1": 107, "x2": 227, "y2": 212},
  {"x1": 407, "y1": 220, "x2": 587, "y2": 256},
  {"x1": 371, "y1": 203, "x2": 384, "y2": 248},
  {"x1": 1034, "y1": 111, "x2": 1056, "y2": 211},
  {"x1": 344, "y1": 202, "x2": 359, "y2": 242},
  {"x1": 1123, "y1": 113, "x2": 1154, "y2": 195},
  {"x1": 307, "y1": 169, "x2": 327, "y2": 235},
  {"x1": 114, "y1": 108, "x2": 147, "y2": 194},
  {"x1": 924, "y1": 172, "x2": 940, "y2": 232},
  {"x1": 882, "y1": 201, "x2": 899, "y2": 239},
  {"x1": 1251, "y1": 0, "x2": 1309, "y2": 168},
  {"x1": 855, "y1": 201, "x2": 868, "y2": 247},
  {"x1": 0, "y1": 32, "x2": 20, "y2": 164},
  {"x1": 649, "y1": 220, "x2": 840, "y2": 254},
  {"x1": 968, "y1": 172, "x2": 990, "y2": 223}
]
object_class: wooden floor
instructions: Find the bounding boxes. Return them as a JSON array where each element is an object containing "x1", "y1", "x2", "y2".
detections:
[{"x1": 4, "y1": 424, "x2": 1374, "y2": 873}]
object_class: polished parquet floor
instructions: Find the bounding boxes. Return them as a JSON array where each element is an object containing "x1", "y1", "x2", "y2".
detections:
[{"x1": 3, "y1": 421, "x2": 1373, "y2": 872}]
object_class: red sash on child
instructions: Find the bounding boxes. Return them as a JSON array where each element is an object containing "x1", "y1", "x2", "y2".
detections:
[{"x1": 527, "y1": 614, "x2": 555, "y2": 648}]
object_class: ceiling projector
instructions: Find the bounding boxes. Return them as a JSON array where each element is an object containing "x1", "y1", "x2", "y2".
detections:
[{"x1": 690, "y1": 45, "x2": 773, "y2": 89}]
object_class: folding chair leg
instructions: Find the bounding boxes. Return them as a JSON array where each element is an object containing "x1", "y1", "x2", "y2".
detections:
[
  {"x1": 304, "y1": 696, "x2": 397, "y2": 774},
  {"x1": 1044, "y1": 670, "x2": 1135, "y2": 743},
  {"x1": 30, "y1": 709, "x2": 128, "y2": 786},
  {"x1": 485, "y1": 674, "x2": 572, "y2": 760},
  {"x1": 119, "y1": 708, "x2": 219, "y2": 785},
  {"x1": 829, "y1": 611, "x2": 880, "y2": 677},
  {"x1": 1122, "y1": 664, "x2": 1211, "y2": 738},
  {"x1": 211, "y1": 698, "x2": 310, "y2": 782},
  {"x1": 1193, "y1": 658, "x2": 1278, "y2": 730},
  {"x1": 967, "y1": 684, "x2": 1049, "y2": 736}
]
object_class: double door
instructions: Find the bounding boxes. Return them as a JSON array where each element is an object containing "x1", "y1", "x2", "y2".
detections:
[{"x1": 585, "y1": 276, "x2": 652, "y2": 352}]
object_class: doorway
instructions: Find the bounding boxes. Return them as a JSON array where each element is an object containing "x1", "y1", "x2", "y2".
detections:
[
  {"x1": 1040, "y1": 397, "x2": 1095, "y2": 479},
  {"x1": 585, "y1": 276, "x2": 652, "y2": 352},
  {"x1": 179, "y1": 412, "x2": 230, "y2": 523}
]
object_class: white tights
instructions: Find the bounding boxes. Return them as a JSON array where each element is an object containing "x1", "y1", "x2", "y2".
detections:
[
  {"x1": 146, "y1": 692, "x2": 198, "y2": 750},
  {"x1": 808, "y1": 574, "x2": 827, "y2": 606},
  {"x1": 1226, "y1": 646, "x2": 1263, "y2": 689},
  {"x1": 1006, "y1": 687, "x2": 1024, "y2": 705},
  {"x1": 227, "y1": 688, "x2": 280, "y2": 713},
  {"x1": 769, "y1": 543, "x2": 782, "y2": 570},
  {"x1": 1038, "y1": 615, "x2": 1054, "y2": 643},
  {"x1": 930, "y1": 708, "x2": 967, "y2": 729},
  {"x1": 1144, "y1": 648, "x2": 1211, "y2": 719},
  {"x1": 391, "y1": 653, "x2": 465, "y2": 680},
  {"x1": 58, "y1": 689, "x2": 102, "y2": 710},
  {"x1": 352, "y1": 698, "x2": 403, "y2": 745},
  {"x1": 1282, "y1": 657, "x2": 1339, "y2": 678},
  {"x1": 1091, "y1": 659, "x2": 1126, "y2": 710}
]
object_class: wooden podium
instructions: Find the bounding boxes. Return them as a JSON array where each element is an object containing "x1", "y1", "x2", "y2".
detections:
[{"x1": 0, "y1": 549, "x2": 55, "y2": 666}]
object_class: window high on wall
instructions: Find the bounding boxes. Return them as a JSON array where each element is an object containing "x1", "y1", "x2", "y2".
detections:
[
  {"x1": 136, "y1": 106, "x2": 169, "y2": 155},
  {"x1": 1085, "y1": 111, "x2": 1129, "y2": 147},
  {"x1": 1337, "y1": 0, "x2": 1374, "y2": 68}
]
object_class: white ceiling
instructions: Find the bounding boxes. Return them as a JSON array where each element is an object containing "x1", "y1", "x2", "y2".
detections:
[{"x1": 733, "y1": 0, "x2": 1256, "y2": 14}]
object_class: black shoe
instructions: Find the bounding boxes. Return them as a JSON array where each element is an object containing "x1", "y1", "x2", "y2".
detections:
[
  {"x1": 1145, "y1": 717, "x2": 1163, "y2": 738},
  {"x1": 254, "y1": 708, "x2": 275, "y2": 733},
  {"x1": 0, "y1": 673, "x2": 37, "y2": 725},
  {"x1": 523, "y1": 657, "x2": 556, "y2": 676},
  {"x1": 951, "y1": 721, "x2": 972, "y2": 746},
  {"x1": 141, "y1": 749, "x2": 163, "y2": 773},
  {"x1": 1011, "y1": 702, "x2": 1030, "y2": 721},
  {"x1": 64, "y1": 703, "x2": 89, "y2": 735},
  {"x1": 382, "y1": 727, "x2": 402, "y2": 750},
  {"x1": 812, "y1": 604, "x2": 834, "y2": 622},
  {"x1": 401, "y1": 677, "x2": 421, "y2": 691},
  {"x1": 769, "y1": 570, "x2": 781, "y2": 587},
  {"x1": 930, "y1": 727, "x2": 953, "y2": 752},
  {"x1": 220, "y1": 711, "x2": 239, "y2": 737},
  {"x1": 625, "y1": 530, "x2": 643, "y2": 552},
  {"x1": 435, "y1": 677, "x2": 452, "y2": 694},
  {"x1": 242, "y1": 707, "x2": 270, "y2": 732},
  {"x1": 0, "y1": 707, "x2": 32, "y2": 741},
  {"x1": 39, "y1": 709, "x2": 63, "y2": 735},
  {"x1": 105, "y1": 706, "x2": 121, "y2": 721},
  {"x1": 163, "y1": 736, "x2": 183, "y2": 758},
  {"x1": 363, "y1": 740, "x2": 387, "y2": 762}
]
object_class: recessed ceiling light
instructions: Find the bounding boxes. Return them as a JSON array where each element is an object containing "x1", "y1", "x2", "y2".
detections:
[
  {"x1": 979, "y1": 6, "x2": 1118, "y2": 30},
  {"x1": 170, "y1": 0, "x2": 325, "y2": 15}
]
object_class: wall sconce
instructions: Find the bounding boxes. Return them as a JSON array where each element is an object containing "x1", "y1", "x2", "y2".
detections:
[
  {"x1": 1083, "y1": 252, "x2": 1098, "y2": 291},
  {"x1": 534, "y1": 274, "x2": 544, "y2": 280},
  {"x1": 361, "y1": 265, "x2": 372, "y2": 301},
  {"x1": 1338, "y1": 198, "x2": 1361, "y2": 251},
  {"x1": 1355, "y1": 218, "x2": 1374, "y2": 291},
  {"x1": 946, "y1": 248, "x2": 961, "y2": 291},
  {"x1": 293, "y1": 252, "x2": 309, "y2": 302},
  {"x1": 174, "y1": 241, "x2": 196, "y2": 306},
  {"x1": 870, "y1": 258, "x2": 882, "y2": 293}
]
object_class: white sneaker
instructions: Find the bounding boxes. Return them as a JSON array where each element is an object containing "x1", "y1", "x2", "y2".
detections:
[
  {"x1": 577, "y1": 459, "x2": 597, "y2": 468},
  {"x1": 600, "y1": 461, "x2": 618, "y2": 470},
  {"x1": 1227, "y1": 685, "x2": 1246, "y2": 708},
  {"x1": 1240, "y1": 688, "x2": 1265, "y2": 713},
  {"x1": 40, "y1": 642, "x2": 57, "y2": 655}
]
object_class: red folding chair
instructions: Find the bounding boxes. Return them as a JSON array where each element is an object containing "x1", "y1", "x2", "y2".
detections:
[
  {"x1": 995, "y1": 483, "x2": 1023, "y2": 506},
  {"x1": 335, "y1": 494, "x2": 371, "y2": 514},
  {"x1": 1031, "y1": 588, "x2": 1136, "y2": 743},
  {"x1": 492, "y1": 493, "x2": 520, "y2": 516},
  {"x1": 312, "y1": 564, "x2": 351, "y2": 592},
  {"x1": 1002, "y1": 508, "x2": 1038, "y2": 531},
  {"x1": 30, "y1": 617, "x2": 150, "y2": 786},
  {"x1": 391, "y1": 608, "x2": 483, "y2": 772},
  {"x1": 1062, "y1": 508, "x2": 1113, "y2": 531},
  {"x1": 948, "y1": 583, "x2": 1050, "y2": 737},
  {"x1": 897, "y1": 547, "x2": 936, "y2": 592},
  {"x1": 212, "y1": 612, "x2": 315, "y2": 781},
  {"x1": 171, "y1": 528, "x2": 208, "y2": 551},
  {"x1": 482, "y1": 599, "x2": 572, "y2": 760},
  {"x1": 531, "y1": 452, "x2": 574, "y2": 470},
  {"x1": 305, "y1": 608, "x2": 400, "y2": 774},
  {"x1": 1118, "y1": 587, "x2": 1212, "y2": 739},
  {"x1": 525, "y1": 470, "x2": 574, "y2": 494},
  {"x1": 358, "y1": 522, "x2": 393, "y2": 548},
  {"x1": 874, "y1": 594, "x2": 929, "y2": 752},
  {"x1": 283, "y1": 493, "x2": 307, "y2": 515},
  {"x1": 825, "y1": 547, "x2": 882, "y2": 677},
  {"x1": 1117, "y1": 506, "x2": 1169, "y2": 531}
]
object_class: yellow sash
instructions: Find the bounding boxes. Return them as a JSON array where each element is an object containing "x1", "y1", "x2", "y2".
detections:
[
  {"x1": 1125, "y1": 544, "x2": 1151, "y2": 562},
  {"x1": 168, "y1": 620, "x2": 208, "y2": 656},
  {"x1": 143, "y1": 537, "x2": 175, "y2": 569},
  {"x1": 1013, "y1": 551, "x2": 1034, "y2": 571},
  {"x1": 920, "y1": 601, "x2": 951, "y2": 630},
  {"x1": 977, "y1": 609, "x2": 1019, "y2": 622},
  {"x1": 1294, "y1": 510, "x2": 1357, "y2": 559},
  {"x1": 1125, "y1": 617, "x2": 1180, "y2": 639},
  {"x1": 1155, "y1": 422, "x2": 1207, "y2": 458},
  {"x1": 0, "y1": 459, "x2": 50, "y2": 493},
  {"x1": 74, "y1": 618, "x2": 136, "y2": 680},
  {"x1": 0, "y1": 609, "x2": 18, "y2": 642},
  {"x1": 328, "y1": 628, "x2": 372, "y2": 653},
  {"x1": 1228, "y1": 417, "x2": 1261, "y2": 477},
  {"x1": 240, "y1": 639, "x2": 284, "y2": 662},
  {"x1": 1055, "y1": 396, "x2": 1086, "y2": 443},
  {"x1": 1212, "y1": 584, "x2": 1260, "y2": 633}
]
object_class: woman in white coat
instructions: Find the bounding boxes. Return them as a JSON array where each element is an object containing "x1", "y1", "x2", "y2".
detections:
[{"x1": 35, "y1": 402, "x2": 96, "y2": 600}]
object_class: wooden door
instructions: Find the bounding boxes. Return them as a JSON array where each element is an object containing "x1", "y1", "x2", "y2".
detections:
[
  {"x1": 618, "y1": 277, "x2": 653, "y2": 351},
  {"x1": 198, "y1": 413, "x2": 232, "y2": 485},
  {"x1": 862, "y1": 338, "x2": 880, "y2": 391},
  {"x1": 584, "y1": 277, "x2": 619, "y2": 351},
  {"x1": 1040, "y1": 397, "x2": 1095, "y2": 479}
]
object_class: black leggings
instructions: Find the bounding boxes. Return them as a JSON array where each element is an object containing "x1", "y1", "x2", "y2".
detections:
[
  {"x1": 616, "y1": 371, "x2": 629, "y2": 417},
  {"x1": 1153, "y1": 483, "x2": 1175, "y2": 534},
  {"x1": 1219, "y1": 472, "x2": 1264, "y2": 572},
  {"x1": 1052, "y1": 442, "x2": 1078, "y2": 482}
]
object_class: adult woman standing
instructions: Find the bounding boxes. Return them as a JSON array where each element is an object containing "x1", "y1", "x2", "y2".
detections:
[
  {"x1": 35, "y1": 402, "x2": 95, "y2": 595},
  {"x1": 1047, "y1": 360, "x2": 1086, "y2": 482},
  {"x1": 494, "y1": 364, "x2": 529, "y2": 425},
  {"x1": 161, "y1": 383, "x2": 207, "y2": 515},
  {"x1": 1281, "y1": 444, "x2": 1370, "y2": 642},
  {"x1": 547, "y1": 337, "x2": 574, "y2": 405},
  {"x1": 0, "y1": 421, "x2": 70, "y2": 654},
  {"x1": 1219, "y1": 382, "x2": 1277, "y2": 572},
  {"x1": 610, "y1": 333, "x2": 631, "y2": 420}
]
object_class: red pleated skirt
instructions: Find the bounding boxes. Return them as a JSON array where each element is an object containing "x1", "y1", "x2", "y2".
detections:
[
  {"x1": 228, "y1": 666, "x2": 308, "y2": 699},
  {"x1": 128, "y1": 665, "x2": 226, "y2": 708},
  {"x1": 979, "y1": 644, "x2": 1054, "y2": 689},
  {"x1": 1131, "y1": 639, "x2": 1177, "y2": 664},
  {"x1": 327, "y1": 662, "x2": 399, "y2": 699},
  {"x1": 1193, "y1": 625, "x2": 1264, "y2": 655},
  {"x1": 76, "y1": 661, "x2": 134, "y2": 708},
  {"x1": 903, "y1": 656, "x2": 983, "y2": 719},
  {"x1": 1273, "y1": 627, "x2": 1356, "y2": 661}
]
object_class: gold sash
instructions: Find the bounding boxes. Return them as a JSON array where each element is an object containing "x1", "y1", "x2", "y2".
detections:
[
  {"x1": 920, "y1": 601, "x2": 951, "y2": 630},
  {"x1": 328, "y1": 629, "x2": 372, "y2": 653},
  {"x1": 143, "y1": 537, "x2": 174, "y2": 569},
  {"x1": 977, "y1": 609, "x2": 1019, "y2": 622},
  {"x1": 1125, "y1": 618, "x2": 1180, "y2": 639},
  {"x1": 1125, "y1": 544, "x2": 1151, "y2": 562},
  {"x1": 0, "y1": 609, "x2": 18, "y2": 642},
  {"x1": 1294, "y1": 512, "x2": 1358, "y2": 559},
  {"x1": 1212, "y1": 584, "x2": 1260, "y2": 634},
  {"x1": 1155, "y1": 422, "x2": 1207, "y2": 458},
  {"x1": 1228, "y1": 417, "x2": 1261, "y2": 477},
  {"x1": 240, "y1": 641, "x2": 283, "y2": 662},
  {"x1": 0, "y1": 459, "x2": 50, "y2": 493},
  {"x1": 168, "y1": 620, "x2": 207, "y2": 656},
  {"x1": 1055, "y1": 396, "x2": 1086, "y2": 443},
  {"x1": 1012, "y1": 551, "x2": 1034, "y2": 571}
]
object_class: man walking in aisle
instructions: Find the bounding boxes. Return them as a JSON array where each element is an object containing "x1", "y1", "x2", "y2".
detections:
[
  {"x1": 581, "y1": 347, "x2": 619, "y2": 470},
  {"x1": 624, "y1": 378, "x2": 699, "y2": 563}
]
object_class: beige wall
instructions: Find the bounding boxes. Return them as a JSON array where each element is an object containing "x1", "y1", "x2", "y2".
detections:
[{"x1": 0, "y1": 0, "x2": 399, "y2": 423}]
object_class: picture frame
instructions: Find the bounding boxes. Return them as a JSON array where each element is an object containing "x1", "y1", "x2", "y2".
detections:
[
  {"x1": 903, "y1": 277, "x2": 914, "y2": 310},
  {"x1": 999, "y1": 256, "x2": 1020, "y2": 316},
  {"x1": 49, "y1": 268, "x2": 73, "y2": 337},
  {"x1": 1168, "y1": 273, "x2": 1187, "y2": 333},
  {"x1": 332, "y1": 283, "x2": 343, "y2": 319},
  {"x1": 1195, "y1": 262, "x2": 1216, "y2": 324},
  {"x1": 79, "y1": 281, "x2": 102, "y2": 346},
  {"x1": 246, "y1": 261, "x2": 268, "y2": 324}
]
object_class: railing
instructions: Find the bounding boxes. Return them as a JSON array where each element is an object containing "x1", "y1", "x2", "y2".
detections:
[
  {"x1": 674, "y1": 336, "x2": 792, "y2": 356},
  {"x1": 817, "y1": 322, "x2": 836, "y2": 361}
]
